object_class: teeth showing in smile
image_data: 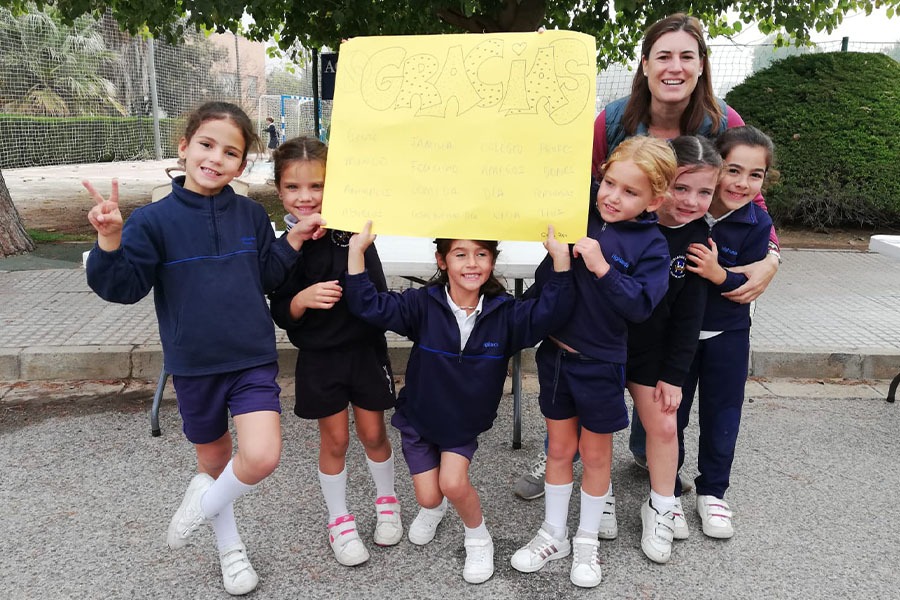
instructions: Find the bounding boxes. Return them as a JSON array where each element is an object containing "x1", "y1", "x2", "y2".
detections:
[
  {"x1": 662, "y1": 79, "x2": 683, "y2": 85},
  {"x1": 201, "y1": 167, "x2": 220, "y2": 176}
]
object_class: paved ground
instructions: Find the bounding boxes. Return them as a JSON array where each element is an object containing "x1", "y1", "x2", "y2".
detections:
[{"x1": 1, "y1": 374, "x2": 898, "y2": 599}]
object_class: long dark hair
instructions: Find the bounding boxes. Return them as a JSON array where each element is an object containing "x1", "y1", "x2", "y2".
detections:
[
  {"x1": 182, "y1": 101, "x2": 259, "y2": 163},
  {"x1": 429, "y1": 239, "x2": 506, "y2": 297},
  {"x1": 622, "y1": 14, "x2": 723, "y2": 138}
]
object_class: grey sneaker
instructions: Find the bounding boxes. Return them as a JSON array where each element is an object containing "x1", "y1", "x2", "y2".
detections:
[
  {"x1": 513, "y1": 451, "x2": 547, "y2": 500},
  {"x1": 569, "y1": 533, "x2": 602, "y2": 588},
  {"x1": 166, "y1": 473, "x2": 214, "y2": 549}
]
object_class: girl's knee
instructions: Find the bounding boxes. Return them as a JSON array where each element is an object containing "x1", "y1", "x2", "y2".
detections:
[
  {"x1": 438, "y1": 472, "x2": 471, "y2": 502},
  {"x1": 321, "y1": 430, "x2": 351, "y2": 459},
  {"x1": 239, "y1": 439, "x2": 282, "y2": 479},
  {"x1": 356, "y1": 425, "x2": 388, "y2": 454},
  {"x1": 415, "y1": 487, "x2": 444, "y2": 509}
]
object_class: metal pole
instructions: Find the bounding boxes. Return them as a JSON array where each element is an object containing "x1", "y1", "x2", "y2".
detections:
[
  {"x1": 312, "y1": 48, "x2": 321, "y2": 141},
  {"x1": 841, "y1": 36, "x2": 849, "y2": 52},
  {"x1": 146, "y1": 37, "x2": 162, "y2": 160}
]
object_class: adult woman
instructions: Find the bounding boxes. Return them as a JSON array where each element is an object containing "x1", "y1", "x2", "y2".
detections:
[{"x1": 514, "y1": 14, "x2": 780, "y2": 508}]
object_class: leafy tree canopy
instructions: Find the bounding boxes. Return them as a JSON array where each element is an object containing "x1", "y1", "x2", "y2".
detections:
[{"x1": 4, "y1": 0, "x2": 900, "y2": 68}]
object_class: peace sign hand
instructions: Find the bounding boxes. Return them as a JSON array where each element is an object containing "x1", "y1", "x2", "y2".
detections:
[{"x1": 83, "y1": 179, "x2": 123, "y2": 250}]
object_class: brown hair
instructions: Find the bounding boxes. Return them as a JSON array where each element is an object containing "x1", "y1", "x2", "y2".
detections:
[
  {"x1": 714, "y1": 125, "x2": 780, "y2": 190},
  {"x1": 272, "y1": 136, "x2": 328, "y2": 186},
  {"x1": 182, "y1": 101, "x2": 259, "y2": 163},
  {"x1": 429, "y1": 239, "x2": 506, "y2": 297},
  {"x1": 622, "y1": 14, "x2": 723, "y2": 138},
  {"x1": 601, "y1": 135, "x2": 678, "y2": 200}
]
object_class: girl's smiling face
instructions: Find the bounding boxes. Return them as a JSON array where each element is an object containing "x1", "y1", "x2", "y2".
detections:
[
  {"x1": 711, "y1": 144, "x2": 768, "y2": 218},
  {"x1": 178, "y1": 118, "x2": 247, "y2": 196},
  {"x1": 278, "y1": 159, "x2": 326, "y2": 218},
  {"x1": 436, "y1": 240, "x2": 496, "y2": 300},
  {"x1": 657, "y1": 165, "x2": 720, "y2": 226},
  {"x1": 596, "y1": 159, "x2": 664, "y2": 222}
]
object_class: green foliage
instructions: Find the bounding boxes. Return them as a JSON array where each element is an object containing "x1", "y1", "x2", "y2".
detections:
[
  {"x1": 0, "y1": 5, "x2": 124, "y2": 115},
  {"x1": 16, "y1": 1, "x2": 900, "y2": 70},
  {"x1": 0, "y1": 114, "x2": 179, "y2": 168},
  {"x1": 725, "y1": 52, "x2": 900, "y2": 229}
]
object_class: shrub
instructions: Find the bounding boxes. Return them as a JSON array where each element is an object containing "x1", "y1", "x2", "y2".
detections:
[
  {"x1": 725, "y1": 52, "x2": 900, "y2": 229},
  {"x1": 0, "y1": 115, "x2": 180, "y2": 168}
]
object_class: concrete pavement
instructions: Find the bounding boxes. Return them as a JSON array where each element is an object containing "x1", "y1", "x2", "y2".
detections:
[{"x1": 2, "y1": 247, "x2": 900, "y2": 383}]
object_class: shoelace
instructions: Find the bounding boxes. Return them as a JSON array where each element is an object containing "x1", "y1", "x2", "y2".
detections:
[
  {"x1": 528, "y1": 453, "x2": 547, "y2": 478},
  {"x1": 573, "y1": 539, "x2": 600, "y2": 565}
]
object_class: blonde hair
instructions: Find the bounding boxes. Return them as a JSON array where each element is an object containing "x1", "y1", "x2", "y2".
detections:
[{"x1": 601, "y1": 135, "x2": 678, "y2": 199}]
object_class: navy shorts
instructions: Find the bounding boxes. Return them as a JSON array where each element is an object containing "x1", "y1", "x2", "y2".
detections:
[
  {"x1": 172, "y1": 362, "x2": 282, "y2": 444},
  {"x1": 293, "y1": 344, "x2": 395, "y2": 420},
  {"x1": 391, "y1": 410, "x2": 477, "y2": 475},
  {"x1": 536, "y1": 342, "x2": 629, "y2": 434}
]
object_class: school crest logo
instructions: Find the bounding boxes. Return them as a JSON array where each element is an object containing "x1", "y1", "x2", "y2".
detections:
[{"x1": 670, "y1": 254, "x2": 688, "y2": 279}]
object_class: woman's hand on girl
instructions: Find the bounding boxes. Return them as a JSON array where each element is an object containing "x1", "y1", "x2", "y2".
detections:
[
  {"x1": 686, "y1": 238, "x2": 726, "y2": 284},
  {"x1": 543, "y1": 225, "x2": 571, "y2": 272},
  {"x1": 285, "y1": 214, "x2": 327, "y2": 250},
  {"x1": 348, "y1": 220, "x2": 376, "y2": 274},
  {"x1": 83, "y1": 179, "x2": 123, "y2": 251},
  {"x1": 722, "y1": 254, "x2": 779, "y2": 304},
  {"x1": 572, "y1": 236, "x2": 609, "y2": 277}
]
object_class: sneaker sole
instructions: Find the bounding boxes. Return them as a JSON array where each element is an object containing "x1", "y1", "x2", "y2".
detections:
[
  {"x1": 701, "y1": 524, "x2": 734, "y2": 539},
  {"x1": 514, "y1": 490, "x2": 545, "y2": 500},
  {"x1": 463, "y1": 567, "x2": 494, "y2": 584}
]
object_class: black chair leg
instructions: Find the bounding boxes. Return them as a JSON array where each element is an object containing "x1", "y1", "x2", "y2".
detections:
[
  {"x1": 151, "y1": 369, "x2": 168, "y2": 436},
  {"x1": 887, "y1": 372, "x2": 900, "y2": 403}
]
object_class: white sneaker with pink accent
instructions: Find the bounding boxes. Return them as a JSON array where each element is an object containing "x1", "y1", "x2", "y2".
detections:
[
  {"x1": 327, "y1": 514, "x2": 370, "y2": 566},
  {"x1": 373, "y1": 495, "x2": 403, "y2": 546},
  {"x1": 696, "y1": 495, "x2": 734, "y2": 539}
]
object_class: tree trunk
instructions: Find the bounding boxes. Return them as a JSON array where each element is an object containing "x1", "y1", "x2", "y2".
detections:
[{"x1": 0, "y1": 167, "x2": 36, "y2": 257}]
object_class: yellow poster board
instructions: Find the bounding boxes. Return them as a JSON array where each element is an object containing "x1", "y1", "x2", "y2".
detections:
[{"x1": 322, "y1": 31, "x2": 596, "y2": 242}]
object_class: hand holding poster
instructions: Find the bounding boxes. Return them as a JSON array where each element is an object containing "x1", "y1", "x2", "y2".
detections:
[{"x1": 322, "y1": 31, "x2": 596, "y2": 242}]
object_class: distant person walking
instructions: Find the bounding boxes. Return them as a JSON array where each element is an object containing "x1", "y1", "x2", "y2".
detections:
[{"x1": 266, "y1": 117, "x2": 279, "y2": 161}]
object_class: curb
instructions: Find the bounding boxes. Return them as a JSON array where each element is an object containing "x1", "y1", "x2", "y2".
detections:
[{"x1": 1, "y1": 343, "x2": 898, "y2": 382}]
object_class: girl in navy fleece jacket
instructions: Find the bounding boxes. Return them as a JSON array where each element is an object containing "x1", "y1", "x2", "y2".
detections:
[
  {"x1": 511, "y1": 136, "x2": 674, "y2": 589},
  {"x1": 345, "y1": 222, "x2": 573, "y2": 585},
  {"x1": 680, "y1": 126, "x2": 776, "y2": 540}
]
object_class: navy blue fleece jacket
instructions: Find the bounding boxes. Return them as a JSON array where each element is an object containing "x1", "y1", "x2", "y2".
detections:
[
  {"x1": 86, "y1": 177, "x2": 299, "y2": 376},
  {"x1": 344, "y1": 270, "x2": 574, "y2": 447},
  {"x1": 529, "y1": 192, "x2": 670, "y2": 363}
]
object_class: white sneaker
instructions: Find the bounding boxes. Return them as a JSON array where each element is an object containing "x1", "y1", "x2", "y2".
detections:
[
  {"x1": 408, "y1": 504, "x2": 446, "y2": 545},
  {"x1": 510, "y1": 527, "x2": 571, "y2": 573},
  {"x1": 218, "y1": 542, "x2": 259, "y2": 595},
  {"x1": 463, "y1": 536, "x2": 494, "y2": 584},
  {"x1": 598, "y1": 493, "x2": 617, "y2": 540},
  {"x1": 373, "y1": 495, "x2": 403, "y2": 546},
  {"x1": 569, "y1": 534, "x2": 602, "y2": 588},
  {"x1": 327, "y1": 514, "x2": 370, "y2": 566},
  {"x1": 640, "y1": 499, "x2": 675, "y2": 564},
  {"x1": 167, "y1": 473, "x2": 214, "y2": 549},
  {"x1": 672, "y1": 498, "x2": 689, "y2": 540},
  {"x1": 696, "y1": 495, "x2": 734, "y2": 539}
]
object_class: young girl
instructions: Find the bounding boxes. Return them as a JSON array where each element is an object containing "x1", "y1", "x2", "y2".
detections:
[
  {"x1": 267, "y1": 137, "x2": 400, "y2": 567},
  {"x1": 680, "y1": 125, "x2": 776, "y2": 539},
  {"x1": 511, "y1": 136, "x2": 674, "y2": 588},
  {"x1": 625, "y1": 135, "x2": 723, "y2": 563},
  {"x1": 83, "y1": 102, "x2": 324, "y2": 596},
  {"x1": 345, "y1": 223, "x2": 574, "y2": 584}
]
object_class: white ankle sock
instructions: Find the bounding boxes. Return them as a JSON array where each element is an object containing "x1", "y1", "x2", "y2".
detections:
[
  {"x1": 577, "y1": 488, "x2": 609, "y2": 535},
  {"x1": 543, "y1": 481, "x2": 573, "y2": 539},
  {"x1": 422, "y1": 497, "x2": 448, "y2": 515},
  {"x1": 650, "y1": 489, "x2": 677, "y2": 514},
  {"x1": 366, "y1": 452, "x2": 396, "y2": 498},
  {"x1": 210, "y1": 502, "x2": 242, "y2": 551},
  {"x1": 201, "y1": 459, "x2": 255, "y2": 519},
  {"x1": 318, "y1": 467, "x2": 349, "y2": 522},
  {"x1": 464, "y1": 518, "x2": 491, "y2": 540}
]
